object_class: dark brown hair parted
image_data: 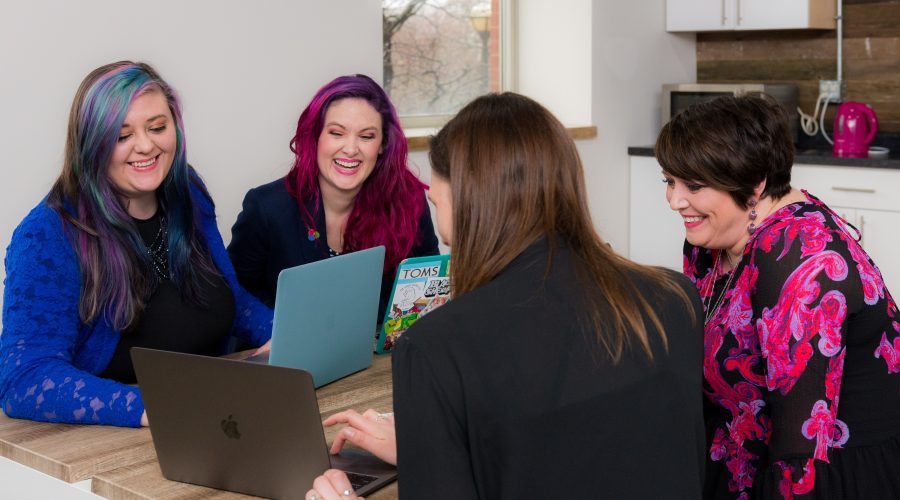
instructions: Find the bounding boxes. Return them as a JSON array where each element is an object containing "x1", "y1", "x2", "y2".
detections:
[
  {"x1": 655, "y1": 93, "x2": 794, "y2": 209},
  {"x1": 429, "y1": 92, "x2": 696, "y2": 362}
]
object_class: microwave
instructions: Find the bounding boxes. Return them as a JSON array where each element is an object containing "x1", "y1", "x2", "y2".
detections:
[{"x1": 662, "y1": 83, "x2": 799, "y2": 140}]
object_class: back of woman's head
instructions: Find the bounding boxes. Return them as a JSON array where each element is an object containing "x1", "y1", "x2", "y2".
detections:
[
  {"x1": 430, "y1": 93, "x2": 696, "y2": 361},
  {"x1": 49, "y1": 61, "x2": 213, "y2": 330},
  {"x1": 287, "y1": 74, "x2": 425, "y2": 274},
  {"x1": 429, "y1": 92, "x2": 590, "y2": 291},
  {"x1": 655, "y1": 93, "x2": 794, "y2": 208}
]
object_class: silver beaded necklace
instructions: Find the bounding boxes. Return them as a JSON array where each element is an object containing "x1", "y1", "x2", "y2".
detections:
[
  {"x1": 703, "y1": 250, "x2": 739, "y2": 325},
  {"x1": 147, "y1": 216, "x2": 169, "y2": 280}
]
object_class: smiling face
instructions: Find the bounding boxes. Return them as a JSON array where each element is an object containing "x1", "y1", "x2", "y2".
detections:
[
  {"x1": 106, "y1": 89, "x2": 176, "y2": 219},
  {"x1": 427, "y1": 174, "x2": 453, "y2": 246},
  {"x1": 316, "y1": 98, "x2": 383, "y2": 200},
  {"x1": 664, "y1": 173, "x2": 751, "y2": 254}
]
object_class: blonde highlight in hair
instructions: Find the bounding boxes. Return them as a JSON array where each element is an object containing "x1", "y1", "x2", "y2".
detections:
[{"x1": 430, "y1": 93, "x2": 696, "y2": 362}]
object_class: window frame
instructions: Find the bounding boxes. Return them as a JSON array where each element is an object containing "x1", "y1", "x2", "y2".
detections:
[{"x1": 389, "y1": 0, "x2": 518, "y2": 130}]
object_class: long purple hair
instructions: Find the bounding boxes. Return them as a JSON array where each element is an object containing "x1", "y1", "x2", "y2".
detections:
[
  {"x1": 286, "y1": 74, "x2": 426, "y2": 274},
  {"x1": 48, "y1": 61, "x2": 219, "y2": 330}
]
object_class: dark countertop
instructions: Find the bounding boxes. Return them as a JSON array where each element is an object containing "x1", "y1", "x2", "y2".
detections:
[{"x1": 629, "y1": 132, "x2": 900, "y2": 170}]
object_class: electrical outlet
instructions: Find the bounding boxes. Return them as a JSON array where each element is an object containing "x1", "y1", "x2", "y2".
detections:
[{"x1": 819, "y1": 80, "x2": 842, "y2": 102}]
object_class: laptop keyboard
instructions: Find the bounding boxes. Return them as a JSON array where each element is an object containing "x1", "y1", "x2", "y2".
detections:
[{"x1": 345, "y1": 471, "x2": 378, "y2": 491}]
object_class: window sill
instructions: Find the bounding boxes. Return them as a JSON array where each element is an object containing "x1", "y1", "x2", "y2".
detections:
[{"x1": 405, "y1": 125, "x2": 598, "y2": 152}]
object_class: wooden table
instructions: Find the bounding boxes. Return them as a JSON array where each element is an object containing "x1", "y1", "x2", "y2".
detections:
[{"x1": 0, "y1": 354, "x2": 397, "y2": 499}]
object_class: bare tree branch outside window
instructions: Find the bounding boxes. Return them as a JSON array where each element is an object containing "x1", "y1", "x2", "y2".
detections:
[{"x1": 383, "y1": 0, "x2": 498, "y2": 118}]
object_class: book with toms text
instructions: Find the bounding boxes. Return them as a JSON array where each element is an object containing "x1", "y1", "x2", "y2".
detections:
[{"x1": 376, "y1": 254, "x2": 451, "y2": 353}]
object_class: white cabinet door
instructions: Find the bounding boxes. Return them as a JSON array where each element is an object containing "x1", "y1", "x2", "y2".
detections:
[
  {"x1": 858, "y1": 209, "x2": 900, "y2": 294},
  {"x1": 629, "y1": 156, "x2": 686, "y2": 271},
  {"x1": 829, "y1": 206, "x2": 857, "y2": 224},
  {"x1": 667, "y1": 0, "x2": 834, "y2": 32},
  {"x1": 738, "y1": 0, "x2": 808, "y2": 29},
  {"x1": 790, "y1": 163, "x2": 900, "y2": 294},
  {"x1": 666, "y1": 0, "x2": 734, "y2": 31}
]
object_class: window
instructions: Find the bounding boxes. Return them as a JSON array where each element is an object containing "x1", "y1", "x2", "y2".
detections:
[{"x1": 382, "y1": 0, "x2": 511, "y2": 128}]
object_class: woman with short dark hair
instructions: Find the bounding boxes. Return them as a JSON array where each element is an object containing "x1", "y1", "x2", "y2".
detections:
[{"x1": 657, "y1": 93, "x2": 900, "y2": 498}]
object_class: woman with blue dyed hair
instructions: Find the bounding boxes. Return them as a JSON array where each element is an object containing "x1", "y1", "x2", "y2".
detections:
[{"x1": 0, "y1": 61, "x2": 272, "y2": 427}]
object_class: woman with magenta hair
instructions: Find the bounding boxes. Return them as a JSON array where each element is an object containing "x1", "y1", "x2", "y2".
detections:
[
  {"x1": 0, "y1": 61, "x2": 272, "y2": 428},
  {"x1": 228, "y1": 74, "x2": 438, "y2": 319}
]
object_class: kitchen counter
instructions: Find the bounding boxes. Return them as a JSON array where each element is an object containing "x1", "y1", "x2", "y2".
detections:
[
  {"x1": 628, "y1": 132, "x2": 900, "y2": 170},
  {"x1": 627, "y1": 145, "x2": 900, "y2": 170}
]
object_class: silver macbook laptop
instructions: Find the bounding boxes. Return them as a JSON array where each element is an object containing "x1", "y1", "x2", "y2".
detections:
[
  {"x1": 250, "y1": 246, "x2": 385, "y2": 387},
  {"x1": 132, "y1": 347, "x2": 396, "y2": 499}
]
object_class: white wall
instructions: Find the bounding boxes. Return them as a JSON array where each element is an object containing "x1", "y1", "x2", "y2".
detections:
[
  {"x1": 580, "y1": 1, "x2": 695, "y2": 253},
  {"x1": 0, "y1": 0, "x2": 381, "y2": 313},
  {"x1": 513, "y1": 1, "x2": 695, "y2": 254},
  {"x1": 362, "y1": 1, "x2": 698, "y2": 259},
  {"x1": 0, "y1": 0, "x2": 697, "y2": 312},
  {"x1": 517, "y1": 0, "x2": 593, "y2": 126}
]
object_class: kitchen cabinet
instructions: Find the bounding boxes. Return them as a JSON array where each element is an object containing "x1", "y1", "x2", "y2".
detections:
[
  {"x1": 666, "y1": 0, "x2": 835, "y2": 32},
  {"x1": 791, "y1": 164, "x2": 900, "y2": 293},
  {"x1": 629, "y1": 158, "x2": 900, "y2": 293}
]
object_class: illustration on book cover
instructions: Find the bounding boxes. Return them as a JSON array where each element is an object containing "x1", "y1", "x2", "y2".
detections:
[{"x1": 377, "y1": 255, "x2": 451, "y2": 352}]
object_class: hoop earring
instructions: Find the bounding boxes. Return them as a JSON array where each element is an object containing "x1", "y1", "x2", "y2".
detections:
[{"x1": 747, "y1": 199, "x2": 758, "y2": 234}]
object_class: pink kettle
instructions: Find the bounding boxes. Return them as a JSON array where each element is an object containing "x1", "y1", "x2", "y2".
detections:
[{"x1": 832, "y1": 102, "x2": 878, "y2": 158}]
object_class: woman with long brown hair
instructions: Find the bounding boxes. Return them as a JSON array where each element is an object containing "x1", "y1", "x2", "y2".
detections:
[{"x1": 306, "y1": 93, "x2": 705, "y2": 500}]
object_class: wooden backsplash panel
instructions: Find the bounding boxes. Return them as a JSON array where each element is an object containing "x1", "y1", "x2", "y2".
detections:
[{"x1": 697, "y1": 0, "x2": 900, "y2": 132}]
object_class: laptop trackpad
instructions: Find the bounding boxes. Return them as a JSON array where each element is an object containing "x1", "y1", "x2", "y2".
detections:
[{"x1": 329, "y1": 450, "x2": 397, "y2": 495}]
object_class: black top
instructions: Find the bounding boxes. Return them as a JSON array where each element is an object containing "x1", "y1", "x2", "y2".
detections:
[
  {"x1": 392, "y1": 239, "x2": 706, "y2": 499},
  {"x1": 101, "y1": 212, "x2": 235, "y2": 384},
  {"x1": 227, "y1": 178, "x2": 440, "y2": 319}
]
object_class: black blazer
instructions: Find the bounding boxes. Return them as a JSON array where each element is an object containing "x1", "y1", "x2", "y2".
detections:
[
  {"x1": 227, "y1": 177, "x2": 439, "y2": 319},
  {"x1": 392, "y1": 239, "x2": 706, "y2": 499}
]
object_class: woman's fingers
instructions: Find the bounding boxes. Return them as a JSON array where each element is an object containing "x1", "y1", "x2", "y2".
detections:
[
  {"x1": 323, "y1": 408, "x2": 397, "y2": 465},
  {"x1": 323, "y1": 409, "x2": 360, "y2": 427},
  {"x1": 329, "y1": 426, "x2": 353, "y2": 454},
  {"x1": 252, "y1": 339, "x2": 272, "y2": 356},
  {"x1": 306, "y1": 470, "x2": 359, "y2": 499},
  {"x1": 324, "y1": 409, "x2": 390, "y2": 437},
  {"x1": 324, "y1": 469, "x2": 357, "y2": 497}
]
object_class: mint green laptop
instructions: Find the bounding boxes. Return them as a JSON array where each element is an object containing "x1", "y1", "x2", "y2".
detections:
[{"x1": 253, "y1": 246, "x2": 385, "y2": 387}]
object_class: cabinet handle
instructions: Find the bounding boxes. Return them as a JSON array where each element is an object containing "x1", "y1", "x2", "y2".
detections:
[
  {"x1": 859, "y1": 215, "x2": 865, "y2": 246},
  {"x1": 721, "y1": 0, "x2": 727, "y2": 25},
  {"x1": 736, "y1": 0, "x2": 742, "y2": 26},
  {"x1": 831, "y1": 186, "x2": 876, "y2": 194}
]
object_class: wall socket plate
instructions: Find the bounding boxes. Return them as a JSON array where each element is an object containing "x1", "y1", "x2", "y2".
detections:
[{"x1": 819, "y1": 80, "x2": 843, "y2": 102}]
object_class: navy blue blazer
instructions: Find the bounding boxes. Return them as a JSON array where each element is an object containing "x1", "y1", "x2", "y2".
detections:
[{"x1": 227, "y1": 177, "x2": 440, "y2": 320}]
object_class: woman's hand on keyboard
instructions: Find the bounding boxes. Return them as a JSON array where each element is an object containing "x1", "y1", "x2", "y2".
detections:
[
  {"x1": 306, "y1": 469, "x2": 362, "y2": 500},
  {"x1": 324, "y1": 409, "x2": 397, "y2": 466}
]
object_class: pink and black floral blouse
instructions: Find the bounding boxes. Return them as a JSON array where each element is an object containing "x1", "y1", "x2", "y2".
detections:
[{"x1": 685, "y1": 191, "x2": 900, "y2": 499}]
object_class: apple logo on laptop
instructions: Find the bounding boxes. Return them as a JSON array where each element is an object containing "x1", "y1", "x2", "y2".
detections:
[{"x1": 220, "y1": 415, "x2": 241, "y2": 439}]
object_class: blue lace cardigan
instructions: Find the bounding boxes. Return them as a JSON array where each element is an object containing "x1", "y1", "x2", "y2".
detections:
[{"x1": 0, "y1": 181, "x2": 273, "y2": 427}]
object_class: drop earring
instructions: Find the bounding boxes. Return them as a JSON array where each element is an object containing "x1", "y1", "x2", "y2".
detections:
[{"x1": 747, "y1": 199, "x2": 758, "y2": 234}]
